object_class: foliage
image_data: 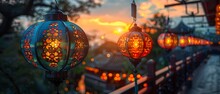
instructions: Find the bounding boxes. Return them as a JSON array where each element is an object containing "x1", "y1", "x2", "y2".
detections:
[
  {"x1": 0, "y1": 0, "x2": 102, "y2": 37},
  {"x1": 0, "y1": 36, "x2": 52, "y2": 94},
  {"x1": 0, "y1": 0, "x2": 102, "y2": 94}
]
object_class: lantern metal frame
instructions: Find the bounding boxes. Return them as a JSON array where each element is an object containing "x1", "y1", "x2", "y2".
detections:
[
  {"x1": 157, "y1": 31, "x2": 178, "y2": 51},
  {"x1": 117, "y1": 0, "x2": 153, "y2": 93},
  {"x1": 20, "y1": 1, "x2": 89, "y2": 93},
  {"x1": 117, "y1": 23, "x2": 153, "y2": 94}
]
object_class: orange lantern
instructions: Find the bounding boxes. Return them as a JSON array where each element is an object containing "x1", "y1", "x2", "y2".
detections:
[
  {"x1": 108, "y1": 73, "x2": 113, "y2": 77},
  {"x1": 187, "y1": 36, "x2": 193, "y2": 46},
  {"x1": 157, "y1": 32, "x2": 178, "y2": 50},
  {"x1": 128, "y1": 74, "x2": 134, "y2": 82},
  {"x1": 216, "y1": 4, "x2": 220, "y2": 35},
  {"x1": 122, "y1": 73, "x2": 127, "y2": 78},
  {"x1": 217, "y1": 4, "x2": 220, "y2": 12},
  {"x1": 117, "y1": 24, "x2": 153, "y2": 60},
  {"x1": 136, "y1": 74, "x2": 142, "y2": 79},
  {"x1": 100, "y1": 73, "x2": 108, "y2": 81},
  {"x1": 195, "y1": 38, "x2": 201, "y2": 45},
  {"x1": 179, "y1": 36, "x2": 188, "y2": 48},
  {"x1": 114, "y1": 73, "x2": 121, "y2": 81}
]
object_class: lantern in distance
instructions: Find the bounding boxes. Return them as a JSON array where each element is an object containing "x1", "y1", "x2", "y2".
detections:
[
  {"x1": 117, "y1": 24, "x2": 153, "y2": 61},
  {"x1": 187, "y1": 36, "x2": 195, "y2": 46},
  {"x1": 194, "y1": 38, "x2": 200, "y2": 45},
  {"x1": 179, "y1": 36, "x2": 188, "y2": 48},
  {"x1": 217, "y1": 4, "x2": 220, "y2": 12},
  {"x1": 157, "y1": 32, "x2": 178, "y2": 51},
  {"x1": 192, "y1": 37, "x2": 196, "y2": 45},
  {"x1": 216, "y1": 4, "x2": 220, "y2": 35},
  {"x1": 216, "y1": 22, "x2": 220, "y2": 35}
]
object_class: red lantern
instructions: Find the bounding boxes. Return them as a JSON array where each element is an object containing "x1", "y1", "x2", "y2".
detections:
[
  {"x1": 216, "y1": 4, "x2": 220, "y2": 35},
  {"x1": 117, "y1": 24, "x2": 153, "y2": 60},
  {"x1": 194, "y1": 38, "x2": 201, "y2": 45},
  {"x1": 217, "y1": 4, "x2": 220, "y2": 12},
  {"x1": 157, "y1": 33, "x2": 178, "y2": 50},
  {"x1": 179, "y1": 36, "x2": 188, "y2": 48}
]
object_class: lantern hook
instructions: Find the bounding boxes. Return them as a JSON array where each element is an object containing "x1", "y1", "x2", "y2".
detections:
[
  {"x1": 131, "y1": 0, "x2": 137, "y2": 23},
  {"x1": 165, "y1": 0, "x2": 171, "y2": 33},
  {"x1": 185, "y1": 1, "x2": 200, "y2": 16},
  {"x1": 54, "y1": 0, "x2": 59, "y2": 10}
]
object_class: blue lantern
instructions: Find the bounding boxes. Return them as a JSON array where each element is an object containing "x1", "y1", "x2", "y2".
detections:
[{"x1": 20, "y1": 7, "x2": 89, "y2": 87}]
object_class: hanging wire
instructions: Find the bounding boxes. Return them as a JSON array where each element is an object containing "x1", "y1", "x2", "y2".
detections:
[
  {"x1": 54, "y1": 0, "x2": 59, "y2": 10},
  {"x1": 164, "y1": 0, "x2": 173, "y2": 75},
  {"x1": 129, "y1": 0, "x2": 137, "y2": 30},
  {"x1": 131, "y1": 0, "x2": 137, "y2": 22},
  {"x1": 165, "y1": 0, "x2": 170, "y2": 32}
]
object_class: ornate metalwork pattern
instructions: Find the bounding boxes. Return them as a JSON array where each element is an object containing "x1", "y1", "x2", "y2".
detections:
[
  {"x1": 117, "y1": 33, "x2": 130, "y2": 57},
  {"x1": 127, "y1": 33, "x2": 144, "y2": 58},
  {"x1": 23, "y1": 40, "x2": 35, "y2": 66},
  {"x1": 21, "y1": 10, "x2": 89, "y2": 72},
  {"x1": 42, "y1": 22, "x2": 62, "y2": 68},
  {"x1": 142, "y1": 33, "x2": 153, "y2": 57},
  {"x1": 68, "y1": 24, "x2": 89, "y2": 68},
  {"x1": 21, "y1": 24, "x2": 38, "y2": 67},
  {"x1": 117, "y1": 31, "x2": 153, "y2": 59}
]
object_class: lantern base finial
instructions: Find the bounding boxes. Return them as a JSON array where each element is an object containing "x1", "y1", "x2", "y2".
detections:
[
  {"x1": 129, "y1": 59, "x2": 141, "y2": 68},
  {"x1": 45, "y1": 71, "x2": 68, "y2": 94}
]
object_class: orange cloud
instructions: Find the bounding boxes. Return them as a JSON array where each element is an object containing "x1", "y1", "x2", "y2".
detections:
[{"x1": 75, "y1": 14, "x2": 131, "y2": 42}]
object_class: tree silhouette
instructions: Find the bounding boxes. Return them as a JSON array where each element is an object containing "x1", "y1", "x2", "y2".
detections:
[
  {"x1": 0, "y1": 0, "x2": 102, "y2": 93},
  {"x1": 0, "y1": 0, "x2": 101, "y2": 37}
]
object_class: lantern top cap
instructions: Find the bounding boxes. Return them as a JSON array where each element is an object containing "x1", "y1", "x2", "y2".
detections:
[
  {"x1": 44, "y1": 6, "x2": 67, "y2": 21},
  {"x1": 130, "y1": 24, "x2": 142, "y2": 32}
]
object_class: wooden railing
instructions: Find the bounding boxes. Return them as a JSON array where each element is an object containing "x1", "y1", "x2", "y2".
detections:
[{"x1": 110, "y1": 50, "x2": 208, "y2": 94}]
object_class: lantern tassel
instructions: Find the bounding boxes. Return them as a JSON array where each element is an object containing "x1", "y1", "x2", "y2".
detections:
[{"x1": 45, "y1": 71, "x2": 68, "y2": 94}]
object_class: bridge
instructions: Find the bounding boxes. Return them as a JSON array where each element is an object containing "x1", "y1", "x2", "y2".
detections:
[{"x1": 109, "y1": 47, "x2": 220, "y2": 94}]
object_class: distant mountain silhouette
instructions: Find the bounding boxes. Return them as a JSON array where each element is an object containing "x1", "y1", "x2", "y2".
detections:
[{"x1": 94, "y1": 40, "x2": 119, "y2": 55}]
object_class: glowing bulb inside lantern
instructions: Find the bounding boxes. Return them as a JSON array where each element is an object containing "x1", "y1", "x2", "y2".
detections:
[
  {"x1": 180, "y1": 39, "x2": 185, "y2": 44},
  {"x1": 165, "y1": 38, "x2": 171, "y2": 44},
  {"x1": 133, "y1": 40, "x2": 139, "y2": 49},
  {"x1": 50, "y1": 39, "x2": 60, "y2": 48}
]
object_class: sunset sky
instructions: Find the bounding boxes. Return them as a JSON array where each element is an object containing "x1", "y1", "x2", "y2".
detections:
[{"x1": 75, "y1": 0, "x2": 206, "y2": 42}]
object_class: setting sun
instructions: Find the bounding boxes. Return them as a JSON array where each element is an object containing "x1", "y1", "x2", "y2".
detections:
[{"x1": 113, "y1": 27, "x2": 123, "y2": 35}]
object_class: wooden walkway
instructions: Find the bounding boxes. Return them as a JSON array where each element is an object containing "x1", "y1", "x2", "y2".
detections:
[{"x1": 188, "y1": 55, "x2": 220, "y2": 94}]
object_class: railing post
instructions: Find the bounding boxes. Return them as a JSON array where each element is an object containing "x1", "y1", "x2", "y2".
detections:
[
  {"x1": 147, "y1": 59, "x2": 156, "y2": 94},
  {"x1": 192, "y1": 52, "x2": 196, "y2": 71},
  {"x1": 169, "y1": 55, "x2": 177, "y2": 94},
  {"x1": 195, "y1": 52, "x2": 199, "y2": 67}
]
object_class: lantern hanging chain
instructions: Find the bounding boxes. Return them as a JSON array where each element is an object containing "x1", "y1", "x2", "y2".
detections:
[
  {"x1": 165, "y1": 0, "x2": 170, "y2": 32},
  {"x1": 129, "y1": 0, "x2": 137, "y2": 29},
  {"x1": 131, "y1": 0, "x2": 137, "y2": 23},
  {"x1": 54, "y1": 0, "x2": 59, "y2": 10}
]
